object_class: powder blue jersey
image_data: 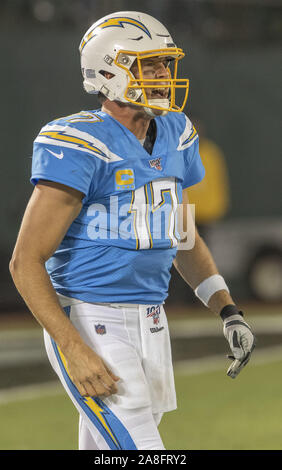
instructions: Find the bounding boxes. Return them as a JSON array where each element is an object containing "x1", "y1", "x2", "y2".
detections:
[{"x1": 31, "y1": 109, "x2": 205, "y2": 304}]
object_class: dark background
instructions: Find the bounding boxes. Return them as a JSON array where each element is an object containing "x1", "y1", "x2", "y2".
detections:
[{"x1": 1, "y1": 0, "x2": 281, "y2": 311}]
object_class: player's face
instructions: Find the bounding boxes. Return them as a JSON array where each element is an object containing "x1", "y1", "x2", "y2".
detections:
[{"x1": 131, "y1": 57, "x2": 170, "y2": 101}]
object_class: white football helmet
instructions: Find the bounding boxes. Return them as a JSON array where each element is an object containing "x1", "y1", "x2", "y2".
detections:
[{"x1": 79, "y1": 11, "x2": 189, "y2": 116}]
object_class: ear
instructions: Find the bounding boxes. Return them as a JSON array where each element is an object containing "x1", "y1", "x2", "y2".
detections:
[{"x1": 99, "y1": 70, "x2": 115, "y2": 80}]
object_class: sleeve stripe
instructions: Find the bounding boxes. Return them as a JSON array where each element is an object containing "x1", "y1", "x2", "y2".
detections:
[
  {"x1": 35, "y1": 135, "x2": 112, "y2": 162},
  {"x1": 177, "y1": 116, "x2": 199, "y2": 151},
  {"x1": 35, "y1": 124, "x2": 123, "y2": 163}
]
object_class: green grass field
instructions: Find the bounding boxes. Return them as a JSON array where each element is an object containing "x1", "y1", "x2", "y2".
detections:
[{"x1": 1, "y1": 358, "x2": 282, "y2": 450}]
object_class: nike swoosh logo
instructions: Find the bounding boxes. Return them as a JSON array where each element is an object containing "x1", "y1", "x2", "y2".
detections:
[{"x1": 45, "y1": 148, "x2": 64, "y2": 159}]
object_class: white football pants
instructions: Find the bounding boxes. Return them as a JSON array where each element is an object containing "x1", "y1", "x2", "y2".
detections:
[{"x1": 43, "y1": 299, "x2": 177, "y2": 450}]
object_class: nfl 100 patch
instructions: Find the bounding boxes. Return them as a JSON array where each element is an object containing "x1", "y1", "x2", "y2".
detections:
[
  {"x1": 146, "y1": 305, "x2": 161, "y2": 324},
  {"x1": 95, "y1": 324, "x2": 107, "y2": 335},
  {"x1": 149, "y1": 157, "x2": 162, "y2": 171},
  {"x1": 146, "y1": 305, "x2": 165, "y2": 333}
]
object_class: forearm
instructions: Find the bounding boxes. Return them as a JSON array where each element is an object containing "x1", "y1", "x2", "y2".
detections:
[
  {"x1": 9, "y1": 255, "x2": 83, "y2": 355},
  {"x1": 174, "y1": 231, "x2": 235, "y2": 314}
]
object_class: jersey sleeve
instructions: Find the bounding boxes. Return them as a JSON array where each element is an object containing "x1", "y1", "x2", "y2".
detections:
[
  {"x1": 178, "y1": 115, "x2": 205, "y2": 189},
  {"x1": 182, "y1": 138, "x2": 205, "y2": 189},
  {"x1": 30, "y1": 122, "x2": 103, "y2": 196}
]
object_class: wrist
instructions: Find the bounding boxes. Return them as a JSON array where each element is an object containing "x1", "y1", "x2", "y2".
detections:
[
  {"x1": 220, "y1": 304, "x2": 244, "y2": 321},
  {"x1": 57, "y1": 322, "x2": 86, "y2": 357},
  {"x1": 194, "y1": 274, "x2": 230, "y2": 307}
]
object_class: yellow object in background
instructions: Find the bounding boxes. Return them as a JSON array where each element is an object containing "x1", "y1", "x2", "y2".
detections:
[{"x1": 187, "y1": 138, "x2": 230, "y2": 224}]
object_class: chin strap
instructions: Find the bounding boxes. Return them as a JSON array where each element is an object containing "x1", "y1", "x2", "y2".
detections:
[{"x1": 141, "y1": 97, "x2": 170, "y2": 117}]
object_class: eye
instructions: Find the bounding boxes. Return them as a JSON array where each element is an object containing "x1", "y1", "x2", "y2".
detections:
[{"x1": 144, "y1": 61, "x2": 154, "y2": 67}]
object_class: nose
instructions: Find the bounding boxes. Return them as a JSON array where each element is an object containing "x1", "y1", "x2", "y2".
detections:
[{"x1": 155, "y1": 62, "x2": 170, "y2": 79}]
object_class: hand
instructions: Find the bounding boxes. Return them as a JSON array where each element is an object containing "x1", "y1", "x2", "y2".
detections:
[
  {"x1": 221, "y1": 306, "x2": 256, "y2": 379},
  {"x1": 63, "y1": 342, "x2": 120, "y2": 398}
]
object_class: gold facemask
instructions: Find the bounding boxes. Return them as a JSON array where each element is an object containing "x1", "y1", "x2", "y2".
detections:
[{"x1": 115, "y1": 48, "x2": 189, "y2": 114}]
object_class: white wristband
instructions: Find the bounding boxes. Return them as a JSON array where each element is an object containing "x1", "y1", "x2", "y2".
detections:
[{"x1": 194, "y1": 274, "x2": 230, "y2": 307}]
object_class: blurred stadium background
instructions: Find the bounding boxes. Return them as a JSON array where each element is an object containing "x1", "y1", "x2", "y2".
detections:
[{"x1": 0, "y1": 0, "x2": 282, "y2": 450}]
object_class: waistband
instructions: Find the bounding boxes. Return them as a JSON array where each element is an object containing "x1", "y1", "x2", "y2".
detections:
[{"x1": 57, "y1": 293, "x2": 163, "y2": 310}]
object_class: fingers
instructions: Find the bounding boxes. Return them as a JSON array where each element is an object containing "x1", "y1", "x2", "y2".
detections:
[
  {"x1": 96, "y1": 371, "x2": 119, "y2": 396},
  {"x1": 223, "y1": 314, "x2": 256, "y2": 379},
  {"x1": 227, "y1": 354, "x2": 251, "y2": 379},
  {"x1": 226, "y1": 346, "x2": 254, "y2": 379},
  {"x1": 227, "y1": 359, "x2": 242, "y2": 379},
  {"x1": 104, "y1": 364, "x2": 120, "y2": 383},
  {"x1": 72, "y1": 379, "x2": 92, "y2": 398},
  {"x1": 73, "y1": 376, "x2": 114, "y2": 398},
  {"x1": 73, "y1": 367, "x2": 120, "y2": 399},
  {"x1": 64, "y1": 344, "x2": 121, "y2": 400}
]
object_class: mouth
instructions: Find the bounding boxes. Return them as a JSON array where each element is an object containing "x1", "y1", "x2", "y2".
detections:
[{"x1": 150, "y1": 88, "x2": 169, "y2": 99}]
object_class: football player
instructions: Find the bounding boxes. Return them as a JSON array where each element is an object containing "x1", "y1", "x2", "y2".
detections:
[{"x1": 10, "y1": 11, "x2": 255, "y2": 450}]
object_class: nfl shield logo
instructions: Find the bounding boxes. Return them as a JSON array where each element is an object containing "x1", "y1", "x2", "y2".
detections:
[{"x1": 95, "y1": 324, "x2": 106, "y2": 335}]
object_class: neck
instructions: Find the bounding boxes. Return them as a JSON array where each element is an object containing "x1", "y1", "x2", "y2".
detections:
[{"x1": 101, "y1": 100, "x2": 152, "y2": 140}]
